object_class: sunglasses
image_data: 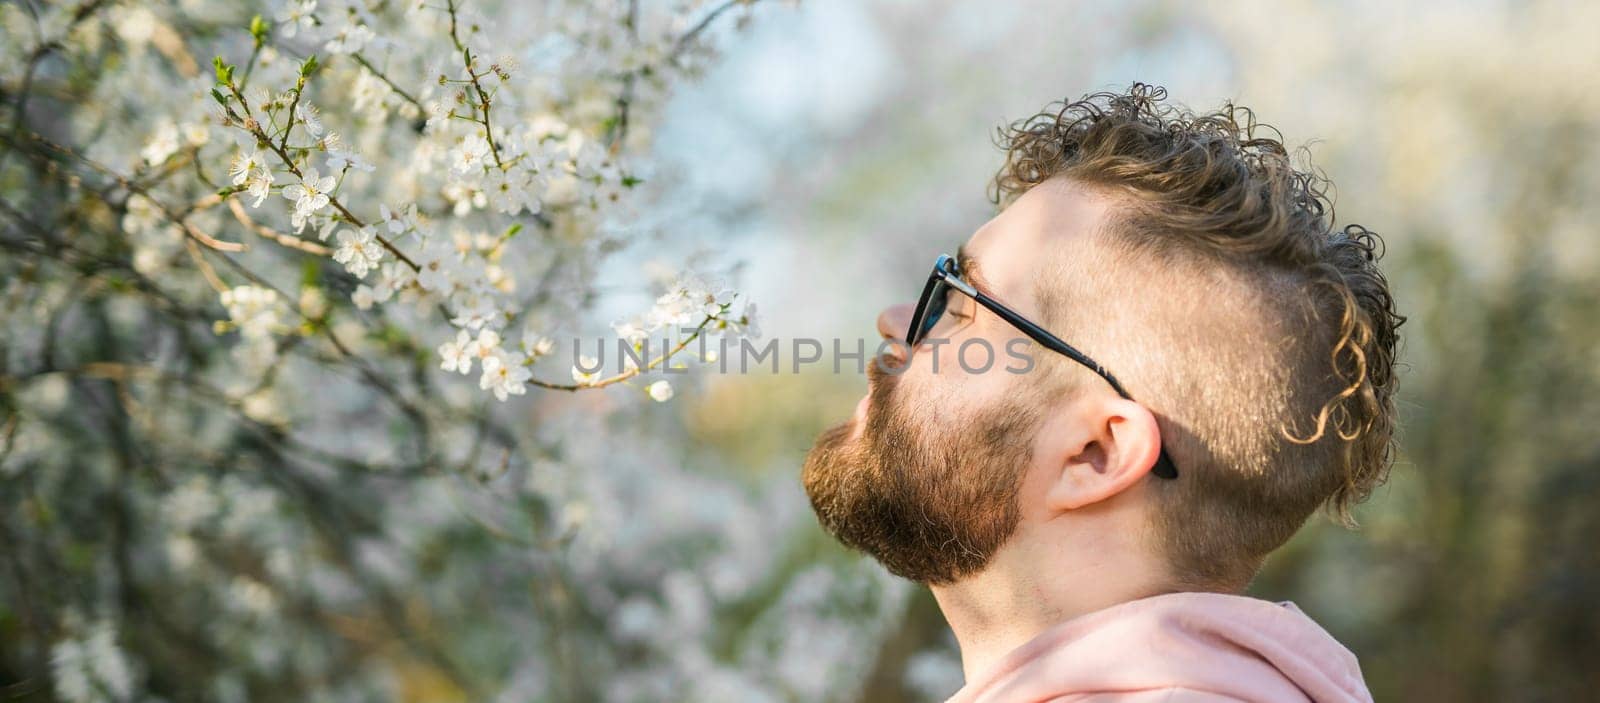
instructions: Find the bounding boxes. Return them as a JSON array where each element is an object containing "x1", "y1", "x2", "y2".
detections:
[{"x1": 906, "y1": 254, "x2": 1179, "y2": 479}]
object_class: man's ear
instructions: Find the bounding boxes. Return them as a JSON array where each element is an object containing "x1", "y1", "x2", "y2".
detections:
[{"x1": 1041, "y1": 397, "x2": 1164, "y2": 512}]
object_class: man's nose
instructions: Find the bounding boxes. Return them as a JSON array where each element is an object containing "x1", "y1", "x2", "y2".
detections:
[{"x1": 877, "y1": 303, "x2": 914, "y2": 343}]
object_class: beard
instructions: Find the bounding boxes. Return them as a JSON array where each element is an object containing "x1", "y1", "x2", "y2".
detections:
[{"x1": 801, "y1": 359, "x2": 1042, "y2": 584}]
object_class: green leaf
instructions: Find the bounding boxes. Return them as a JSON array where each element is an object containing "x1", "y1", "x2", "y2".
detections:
[
  {"x1": 249, "y1": 14, "x2": 268, "y2": 44},
  {"x1": 300, "y1": 54, "x2": 320, "y2": 77}
]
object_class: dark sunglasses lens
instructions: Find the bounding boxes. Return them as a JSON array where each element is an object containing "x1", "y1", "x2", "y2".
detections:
[{"x1": 914, "y1": 282, "x2": 949, "y2": 346}]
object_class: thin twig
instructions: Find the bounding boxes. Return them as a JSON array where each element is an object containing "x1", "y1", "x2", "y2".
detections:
[
  {"x1": 228, "y1": 198, "x2": 332, "y2": 255},
  {"x1": 670, "y1": 0, "x2": 754, "y2": 63},
  {"x1": 184, "y1": 238, "x2": 231, "y2": 293},
  {"x1": 607, "y1": 0, "x2": 641, "y2": 151},
  {"x1": 527, "y1": 316, "x2": 715, "y2": 391},
  {"x1": 446, "y1": 0, "x2": 505, "y2": 169},
  {"x1": 350, "y1": 52, "x2": 425, "y2": 114},
  {"x1": 280, "y1": 74, "x2": 307, "y2": 154}
]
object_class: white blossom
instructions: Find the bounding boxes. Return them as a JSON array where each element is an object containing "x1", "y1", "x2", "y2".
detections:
[
  {"x1": 51, "y1": 621, "x2": 133, "y2": 703},
  {"x1": 297, "y1": 103, "x2": 325, "y2": 139},
  {"x1": 449, "y1": 291, "x2": 501, "y2": 330},
  {"x1": 571, "y1": 137, "x2": 606, "y2": 178},
  {"x1": 479, "y1": 352, "x2": 530, "y2": 401},
  {"x1": 437, "y1": 329, "x2": 473, "y2": 374},
  {"x1": 332, "y1": 227, "x2": 384, "y2": 278},
  {"x1": 485, "y1": 166, "x2": 541, "y2": 214},
  {"x1": 352, "y1": 284, "x2": 376, "y2": 310},
  {"x1": 352, "y1": 68, "x2": 392, "y2": 114},
  {"x1": 521, "y1": 334, "x2": 555, "y2": 358},
  {"x1": 452, "y1": 133, "x2": 492, "y2": 176},
  {"x1": 323, "y1": 22, "x2": 374, "y2": 54},
  {"x1": 466, "y1": 327, "x2": 500, "y2": 361},
  {"x1": 379, "y1": 203, "x2": 419, "y2": 237},
  {"x1": 228, "y1": 577, "x2": 278, "y2": 617},
  {"x1": 283, "y1": 168, "x2": 334, "y2": 221},
  {"x1": 229, "y1": 149, "x2": 266, "y2": 186},
  {"x1": 246, "y1": 169, "x2": 275, "y2": 207},
  {"x1": 219, "y1": 285, "x2": 283, "y2": 339},
  {"x1": 594, "y1": 173, "x2": 630, "y2": 207},
  {"x1": 715, "y1": 301, "x2": 760, "y2": 339},
  {"x1": 164, "y1": 477, "x2": 219, "y2": 530},
  {"x1": 49, "y1": 640, "x2": 91, "y2": 703},
  {"x1": 414, "y1": 239, "x2": 456, "y2": 293},
  {"x1": 275, "y1": 0, "x2": 317, "y2": 38},
  {"x1": 298, "y1": 285, "x2": 328, "y2": 318},
  {"x1": 141, "y1": 120, "x2": 180, "y2": 164},
  {"x1": 649, "y1": 276, "x2": 721, "y2": 329},
  {"x1": 166, "y1": 535, "x2": 200, "y2": 571},
  {"x1": 371, "y1": 261, "x2": 413, "y2": 302},
  {"x1": 646, "y1": 380, "x2": 674, "y2": 402},
  {"x1": 315, "y1": 216, "x2": 339, "y2": 242},
  {"x1": 613, "y1": 317, "x2": 649, "y2": 345},
  {"x1": 121, "y1": 193, "x2": 162, "y2": 236},
  {"x1": 424, "y1": 99, "x2": 452, "y2": 133}
]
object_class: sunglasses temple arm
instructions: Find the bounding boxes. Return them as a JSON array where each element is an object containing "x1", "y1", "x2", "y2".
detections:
[
  {"x1": 923, "y1": 271, "x2": 1181, "y2": 480},
  {"x1": 969, "y1": 291, "x2": 1134, "y2": 393}
]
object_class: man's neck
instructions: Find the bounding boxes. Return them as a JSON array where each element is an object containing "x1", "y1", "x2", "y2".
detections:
[{"x1": 929, "y1": 534, "x2": 1174, "y2": 684}]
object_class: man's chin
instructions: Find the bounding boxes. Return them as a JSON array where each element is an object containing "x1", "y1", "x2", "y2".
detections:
[{"x1": 799, "y1": 421, "x2": 863, "y2": 534}]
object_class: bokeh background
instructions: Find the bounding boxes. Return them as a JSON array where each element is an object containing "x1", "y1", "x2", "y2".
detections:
[
  {"x1": 659, "y1": 0, "x2": 1600, "y2": 700},
  {"x1": 4, "y1": 0, "x2": 1599, "y2": 701}
]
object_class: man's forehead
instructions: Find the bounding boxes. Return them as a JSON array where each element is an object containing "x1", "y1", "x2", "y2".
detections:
[{"x1": 963, "y1": 180, "x2": 1117, "y2": 306}]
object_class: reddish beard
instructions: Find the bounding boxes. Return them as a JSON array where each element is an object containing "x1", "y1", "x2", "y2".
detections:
[{"x1": 801, "y1": 356, "x2": 1042, "y2": 584}]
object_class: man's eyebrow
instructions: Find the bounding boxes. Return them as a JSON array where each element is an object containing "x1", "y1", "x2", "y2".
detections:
[{"x1": 955, "y1": 245, "x2": 997, "y2": 299}]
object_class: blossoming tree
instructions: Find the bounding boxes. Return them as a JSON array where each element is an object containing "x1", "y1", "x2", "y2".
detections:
[{"x1": 0, "y1": 0, "x2": 903, "y2": 700}]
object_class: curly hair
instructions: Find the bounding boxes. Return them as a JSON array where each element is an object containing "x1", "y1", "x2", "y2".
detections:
[{"x1": 994, "y1": 84, "x2": 1404, "y2": 589}]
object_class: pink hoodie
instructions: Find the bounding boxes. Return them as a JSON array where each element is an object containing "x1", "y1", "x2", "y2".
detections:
[{"x1": 945, "y1": 592, "x2": 1372, "y2": 703}]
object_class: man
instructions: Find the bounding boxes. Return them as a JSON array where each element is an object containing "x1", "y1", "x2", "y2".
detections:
[{"x1": 802, "y1": 84, "x2": 1401, "y2": 702}]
